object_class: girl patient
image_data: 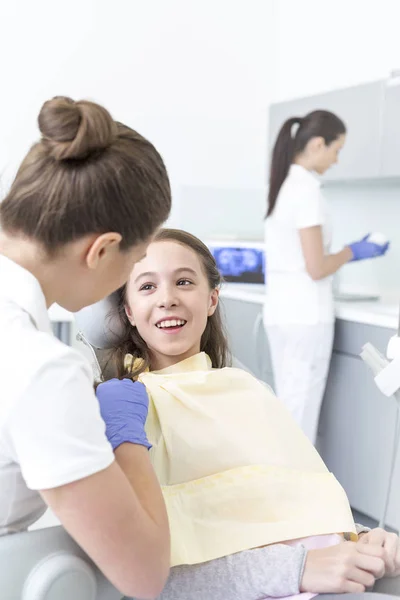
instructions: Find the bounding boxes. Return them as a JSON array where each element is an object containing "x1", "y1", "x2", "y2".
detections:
[{"x1": 97, "y1": 228, "x2": 400, "y2": 600}]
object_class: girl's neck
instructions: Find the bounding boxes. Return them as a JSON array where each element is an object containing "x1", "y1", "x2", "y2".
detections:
[{"x1": 150, "y1": 344, "x2": 201, "y2": 372}]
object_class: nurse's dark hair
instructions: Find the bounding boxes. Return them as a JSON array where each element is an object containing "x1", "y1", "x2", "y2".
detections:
[
  {"x1": 101, "y1": 228, "x2": 231, "y2": 381},
  {"x1": 266, "y1": 110, "x2": 346, "y2": 217},
  {"x1": 0, "y1": 96, "x2": 171, "y2": 253}
]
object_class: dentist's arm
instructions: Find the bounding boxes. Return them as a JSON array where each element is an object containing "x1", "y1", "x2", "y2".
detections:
[
  {"x1": 96, "y1": 377, "x2": 170, "y2": 567},
  {"x1": 11, "y1": 356, "x2": 169, "y2": 600},
  {"x1": 41, "y1": 454, "x2": 170, "y2": 599}
]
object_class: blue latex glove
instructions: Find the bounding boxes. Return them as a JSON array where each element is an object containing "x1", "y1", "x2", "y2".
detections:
[
  {"x1": 348, "y1": 235, "x2": 390, "y2": 262},
  {"x1": 96, "y1": 378, "x2": 151, "y2": 451}
]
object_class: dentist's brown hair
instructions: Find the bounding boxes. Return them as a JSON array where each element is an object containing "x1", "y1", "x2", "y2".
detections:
[{"x1": 1, "y1": 96, "x2": 171, "y2": 253}]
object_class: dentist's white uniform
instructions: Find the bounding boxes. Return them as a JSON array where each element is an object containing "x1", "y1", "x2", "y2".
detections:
[
  {"x1": 264, "y1": 164, "x2": 334, "y2": 444},
  {"x1": 0, "y1": 254, "x2": 114, "y2": 536}
]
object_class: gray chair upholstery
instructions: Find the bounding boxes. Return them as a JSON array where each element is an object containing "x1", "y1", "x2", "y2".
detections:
[
  {"x1": 0, "y1": 526, "x2": 122, "y2": 600},
  {"x1": 231, "y1": 355, "x2": 255, "y2": 375}
]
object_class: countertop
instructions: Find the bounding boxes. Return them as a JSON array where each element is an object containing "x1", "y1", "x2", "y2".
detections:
[{"x1": 220, "y1": 284, "x2": 400, "y2": 331}]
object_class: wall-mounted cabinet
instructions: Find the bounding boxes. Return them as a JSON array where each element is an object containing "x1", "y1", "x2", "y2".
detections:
[
  {"x1": 269, "y1": 76, "x2": 400, "y2": 183},
  {"x1": 380, "y1": 80, "x2": 400, "y2": 177}
]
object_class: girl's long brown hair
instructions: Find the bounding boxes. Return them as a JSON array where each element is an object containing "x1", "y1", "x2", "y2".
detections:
[{"x1": 103, "y1": 228, "x2": 231, "y2": 380}]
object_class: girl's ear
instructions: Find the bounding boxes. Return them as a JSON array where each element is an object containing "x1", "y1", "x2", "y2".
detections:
[
  {"x1": 125, "y1": 304, "x2": 136, "y2": 326},
  {"x1": 207, "y1": 288, "x2": 219, "y2": 317}
]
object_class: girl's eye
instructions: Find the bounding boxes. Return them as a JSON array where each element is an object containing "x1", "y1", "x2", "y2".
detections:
[
  {"x1": 140, "y1": 283, "x2": 155, "y2": 291},
  {"x1": 177, "y1": 279, "x2": 192, "y2": 286}
]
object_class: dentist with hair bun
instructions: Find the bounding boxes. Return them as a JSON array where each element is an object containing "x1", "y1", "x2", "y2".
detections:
[{"x1": 0, "y1": 95, "x2": 171, "y2": 598}]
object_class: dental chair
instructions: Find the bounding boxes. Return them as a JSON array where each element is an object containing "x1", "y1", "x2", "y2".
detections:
[{"x1": 0, "y1": 525, "x2": 122, "y2": 600}]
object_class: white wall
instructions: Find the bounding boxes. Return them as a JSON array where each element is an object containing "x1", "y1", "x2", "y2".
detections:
[
  {"x1": 270, "y1": 0, "x2": 400, "y2": 102},
  {"x1": 325, "y1": 182, "x2": 400, "y2": 295},
  {"x1": 0, "y1": 0, "x2": 274, "y2": 230}
]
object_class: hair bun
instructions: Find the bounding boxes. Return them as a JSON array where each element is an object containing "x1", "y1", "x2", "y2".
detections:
[{"x1": 38, "y1": 96, "x2": 118, "y2": 160}]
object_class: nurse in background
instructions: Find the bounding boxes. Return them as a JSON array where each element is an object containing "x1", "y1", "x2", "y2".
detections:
[{"x1": 264, "y1": 110, "x2": 389, "y2": 444}]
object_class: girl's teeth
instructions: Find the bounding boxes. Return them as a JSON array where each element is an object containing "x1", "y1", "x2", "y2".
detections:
[{"x1": 157, "y1": 319, "x2": 186, "y2": 328}]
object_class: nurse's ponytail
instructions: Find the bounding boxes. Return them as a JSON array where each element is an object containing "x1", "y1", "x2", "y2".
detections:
[
  {"x1": 267, "y1": 117, "x2": 302, "y2": 217},
  {"x1": 266, "y1": 110, "x2": 346, "y2": 217}
]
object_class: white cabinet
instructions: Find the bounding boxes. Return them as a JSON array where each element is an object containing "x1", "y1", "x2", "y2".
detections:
[
  {"x1": 322, "y1": 82, "x2": 384, "y2": 182},
  {"x1": 380, "y1": 80, "x2": 400, "y2": 177},
  {"x1": 269, "y1": 81, "x2": 386, "y2": 182},
  {"x1": 318, "y1": 352, "x2": 397, "y2": 525},
  {"x1": 318, "y1": 319, "x2": 400, "y2": 531}
]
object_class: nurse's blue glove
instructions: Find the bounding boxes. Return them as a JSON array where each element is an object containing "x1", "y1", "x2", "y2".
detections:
[
  {"x1": 96, "y1": 378, "x2": 151, "y2": 451},
  {"x1": 348, "y1": 235, "x2": 390, "y2": 262}
]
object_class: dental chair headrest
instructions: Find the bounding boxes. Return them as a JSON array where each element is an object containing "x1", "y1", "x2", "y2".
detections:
[{"x1": 74, "y1": 292, "x2": 124, "y2": 349}]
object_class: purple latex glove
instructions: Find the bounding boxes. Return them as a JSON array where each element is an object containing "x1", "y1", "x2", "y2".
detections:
[
  {"x1": 96, "y1": 379, "x2": 151, "y2": 451},
  {"x1": 348, "y1": 235, "x2": 390, "y2": 262}
]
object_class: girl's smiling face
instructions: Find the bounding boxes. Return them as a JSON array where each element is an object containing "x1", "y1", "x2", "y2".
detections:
[{"x1": 125, "y1": 240, "x2": 219, "y2": 371}]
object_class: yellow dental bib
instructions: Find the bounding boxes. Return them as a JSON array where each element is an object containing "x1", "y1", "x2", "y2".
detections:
[{"x1": 140, "y1": 353, "x2": 356, "y2": 566}]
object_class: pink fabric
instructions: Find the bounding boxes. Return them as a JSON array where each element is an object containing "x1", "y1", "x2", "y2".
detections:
[{"x1": 272, "y1": 534, "x2": 343, "y2": 600}]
